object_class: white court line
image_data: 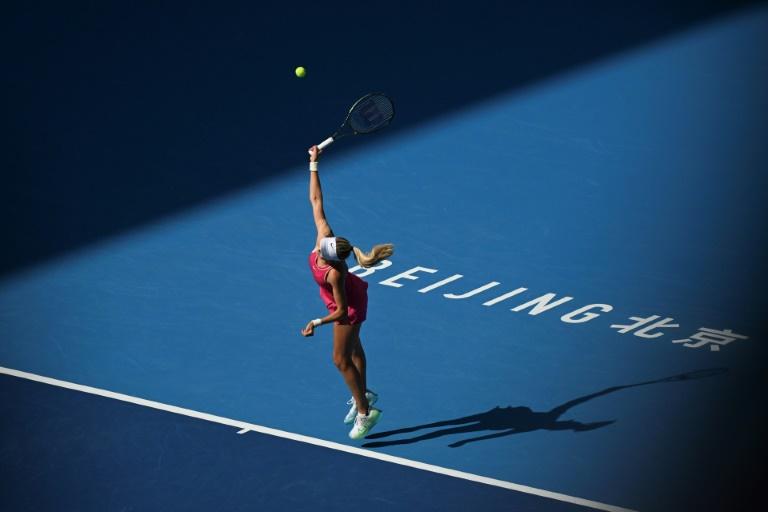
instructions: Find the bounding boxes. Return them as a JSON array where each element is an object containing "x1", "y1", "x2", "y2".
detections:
[{"x1": 0, "y1": 366, "x2": 637, "y2": 512}]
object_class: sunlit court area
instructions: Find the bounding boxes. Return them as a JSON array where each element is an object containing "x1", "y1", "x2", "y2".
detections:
[{"x1": 2, "y1": 2, "x2": 766, "y2": 511}]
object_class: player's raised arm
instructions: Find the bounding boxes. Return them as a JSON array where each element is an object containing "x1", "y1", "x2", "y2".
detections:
[{"x1": 308, "y1": 145, "x2": 333, "y2": 247}]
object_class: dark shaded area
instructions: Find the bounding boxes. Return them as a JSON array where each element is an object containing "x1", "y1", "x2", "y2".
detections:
[
  {"x1": 1, "y1": 0, "x2": 760, "y2": 276},
  {"x1": 363, "y1": 368, "x2": 727, "y2": 448}
]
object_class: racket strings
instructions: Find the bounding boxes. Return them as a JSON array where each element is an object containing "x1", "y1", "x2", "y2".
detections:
[{"x1": 349, "y1": 95, "x2": 394, "y2": 134}]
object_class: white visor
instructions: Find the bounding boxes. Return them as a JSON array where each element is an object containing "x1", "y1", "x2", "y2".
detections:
[{"x1": 319, "y1": 237, "x2": 340, "y2": 261}]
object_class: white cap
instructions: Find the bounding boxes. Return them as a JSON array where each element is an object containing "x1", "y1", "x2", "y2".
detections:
[{"x1": 319, "y1": 237, "x2": 340, "y2": 261}]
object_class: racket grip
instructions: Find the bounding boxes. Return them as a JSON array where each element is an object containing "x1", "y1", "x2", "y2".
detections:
[{"x1": 317, "y1": 137, "x2": 335, "y2": 150}]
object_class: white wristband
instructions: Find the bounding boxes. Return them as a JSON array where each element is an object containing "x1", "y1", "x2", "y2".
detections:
[
  {"x1": 309, "y1": 161, "x2": 318, "y2": 172},
  {"x1": 311, "y1": 318, "x2": 322, "y2": 327}
]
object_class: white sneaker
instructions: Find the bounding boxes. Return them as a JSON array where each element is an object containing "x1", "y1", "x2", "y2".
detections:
[
  {"x1": 343, "y1": 391, "x2": 379, "y2": 424},
  {"x1": 349, "y1": 408, "x2": 382, "y2": 440}
]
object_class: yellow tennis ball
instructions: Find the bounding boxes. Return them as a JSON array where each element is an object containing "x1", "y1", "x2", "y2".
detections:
[{"x1": 295, "y1": 66, "x2": 306, "y2": 78}]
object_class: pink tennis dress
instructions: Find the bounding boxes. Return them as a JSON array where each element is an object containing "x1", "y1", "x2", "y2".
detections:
[{"x1": 309, "y1": 250, "x2": 369, "y2": 325}]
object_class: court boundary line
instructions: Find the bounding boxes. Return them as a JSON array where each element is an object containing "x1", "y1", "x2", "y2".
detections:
[{"x1": 0, "y1": 366, "x2": 636, "y2": 512}]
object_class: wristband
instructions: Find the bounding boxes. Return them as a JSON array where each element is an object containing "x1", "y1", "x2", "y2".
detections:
[
  {"x1": 309, "y1": 161, "x2": 318, "y2": 172},
  {"x1": 311, "y1": 318, "x2": 322, "y2": 327}
]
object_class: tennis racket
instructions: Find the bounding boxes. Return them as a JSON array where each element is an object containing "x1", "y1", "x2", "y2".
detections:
[{"x1": 316, "y1": 93, "x2": 395, "y2": 150}]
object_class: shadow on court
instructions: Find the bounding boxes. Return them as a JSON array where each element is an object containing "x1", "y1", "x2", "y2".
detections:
[
  {"x1": 2, "y1": 1, "x2": 759, "y2": 277},
  {"x1": 363, "y1": 368, "x2": 728, "y2": 449}
]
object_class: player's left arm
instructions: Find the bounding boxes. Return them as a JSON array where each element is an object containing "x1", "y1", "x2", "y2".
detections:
[
  {"x1": 325, "y1": 269, "x2": 349, "y2": 323},
  {"x1": 300, "y1": 268, "x2": 348, "y2": 336}
]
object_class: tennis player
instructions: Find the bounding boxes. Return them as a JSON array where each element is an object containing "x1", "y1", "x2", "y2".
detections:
[{"x1": 301, "y1": 145, "x2": 393, "y2": 440}]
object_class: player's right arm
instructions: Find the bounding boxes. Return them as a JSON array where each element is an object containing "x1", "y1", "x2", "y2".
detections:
[{"x1": 308, "y1": 146, "x2": 333, "y2": 249}]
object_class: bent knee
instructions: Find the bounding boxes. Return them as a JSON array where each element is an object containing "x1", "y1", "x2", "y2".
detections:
[{"x1": 332, "y1": 354, "x2": 353, "y2": 371}]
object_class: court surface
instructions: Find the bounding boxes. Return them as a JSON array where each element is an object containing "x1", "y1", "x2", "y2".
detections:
[{"x1": 2, "y1": 3, "x2": 766, "y2": 511}]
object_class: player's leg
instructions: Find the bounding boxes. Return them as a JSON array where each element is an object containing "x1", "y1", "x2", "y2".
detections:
[
  {"x1": 350, "y1": 325, "x2": 367, "y2": 392},
  {"x1": 344, "y1": 327, "x2": 379, "y2": 424},
  {"x1": 333, "y1": 323, "x2": 369, "y2": 415}
]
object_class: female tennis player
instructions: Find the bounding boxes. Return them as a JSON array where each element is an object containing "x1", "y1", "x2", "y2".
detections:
[{"x1": 301, "y1": 145, "x2": 393, "y2": 440}]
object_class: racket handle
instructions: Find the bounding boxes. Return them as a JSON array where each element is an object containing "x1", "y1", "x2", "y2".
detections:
[{"x1": 318, "y1": 137, "x2": 335, "y2": 150}]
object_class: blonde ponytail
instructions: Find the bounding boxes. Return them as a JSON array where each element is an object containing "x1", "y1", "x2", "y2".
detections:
[
  {"x1": 352, "y1": 243, "x2": 394, "y2": 268},
  {"x1": 334, "y1": 237, "x2": 394, "y2": 268}
]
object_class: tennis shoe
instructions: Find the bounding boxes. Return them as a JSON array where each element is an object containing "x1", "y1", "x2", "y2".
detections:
[
  {"x1": 344, "y1": 391, "x2": 378, "y2": 424},
  {"x1": 349, "y1": 408, "x2": 382, "y2": 440}
]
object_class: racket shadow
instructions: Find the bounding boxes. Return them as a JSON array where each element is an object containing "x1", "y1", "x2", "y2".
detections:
[{"x1": 362, "y1": 368, "x2": 728, "y2": 449}]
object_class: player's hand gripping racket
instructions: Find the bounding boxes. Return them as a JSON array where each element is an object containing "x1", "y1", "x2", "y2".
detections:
[{"x1": 316, "y1": 93, "x2": 395, "y2": 150}]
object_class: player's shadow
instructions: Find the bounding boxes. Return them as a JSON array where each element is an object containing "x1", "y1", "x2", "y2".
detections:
[{"x1": 363, "y1": 368, "x2": 728, "y2": 449}]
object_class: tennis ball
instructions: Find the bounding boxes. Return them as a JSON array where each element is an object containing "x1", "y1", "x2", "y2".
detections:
[{"x1": 295, "y1": 66, "x2": 306, "y2": 78}]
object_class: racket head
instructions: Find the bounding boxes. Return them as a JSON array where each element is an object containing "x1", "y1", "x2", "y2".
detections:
[{"x1": 345, "y1": 93, "x2": 395, "y2": 135}]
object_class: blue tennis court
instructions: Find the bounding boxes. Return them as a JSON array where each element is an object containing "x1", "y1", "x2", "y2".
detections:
[{"x1": 2, "y1": 2, "x2": 766, "y2": 511}]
